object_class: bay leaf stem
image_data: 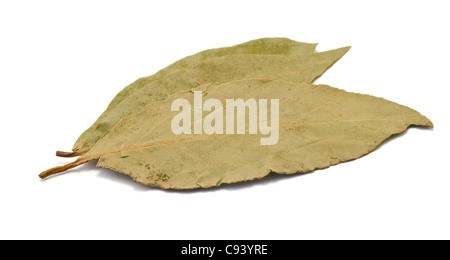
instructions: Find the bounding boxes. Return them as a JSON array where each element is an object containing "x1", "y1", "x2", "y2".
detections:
[
  {"x1": 56, "y1": 151, "x2": 80, "y2": 157},
  {"x1": 39, "y1": 159, "x2": 88, "y2": 179}
]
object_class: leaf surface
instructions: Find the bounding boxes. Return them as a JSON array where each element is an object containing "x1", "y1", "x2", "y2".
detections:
[{"x1": 41, "y1": 78, "x2": 432, "y2": 189}]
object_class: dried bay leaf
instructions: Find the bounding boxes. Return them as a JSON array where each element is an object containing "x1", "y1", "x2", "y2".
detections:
[
  {"x1": 70, "y1": 38, "x2": 318, "y2": 157},
  {"x1": 40, "y1": 78, "x2": 433, "y2": 189},
  {"x1": 72, "y1": 47, "x2": 350, "y2": 155}
]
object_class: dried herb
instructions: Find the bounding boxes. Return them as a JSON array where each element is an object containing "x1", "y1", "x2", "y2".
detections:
[{"x1": 41, "y1": 79, "x2": 432, "y2": 189}]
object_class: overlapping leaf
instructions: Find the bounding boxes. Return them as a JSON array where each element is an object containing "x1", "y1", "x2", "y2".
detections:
[{"x1": 72, "y1": 38, "x2": 320, "y2": 156}]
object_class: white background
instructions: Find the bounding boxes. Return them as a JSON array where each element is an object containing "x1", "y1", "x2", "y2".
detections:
[{"x1": 0, "y1": 0, "x2": 449, "y2": 240}]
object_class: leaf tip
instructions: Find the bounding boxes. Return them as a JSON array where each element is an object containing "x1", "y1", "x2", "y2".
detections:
[{"x1": 341, "y1": 45, "x2": 352, "y2": 53}]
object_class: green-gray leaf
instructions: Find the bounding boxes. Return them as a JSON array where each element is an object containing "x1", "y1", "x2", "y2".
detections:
[{"x1": 41, "y1": 78, "x2": 432, "y2": 189}]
